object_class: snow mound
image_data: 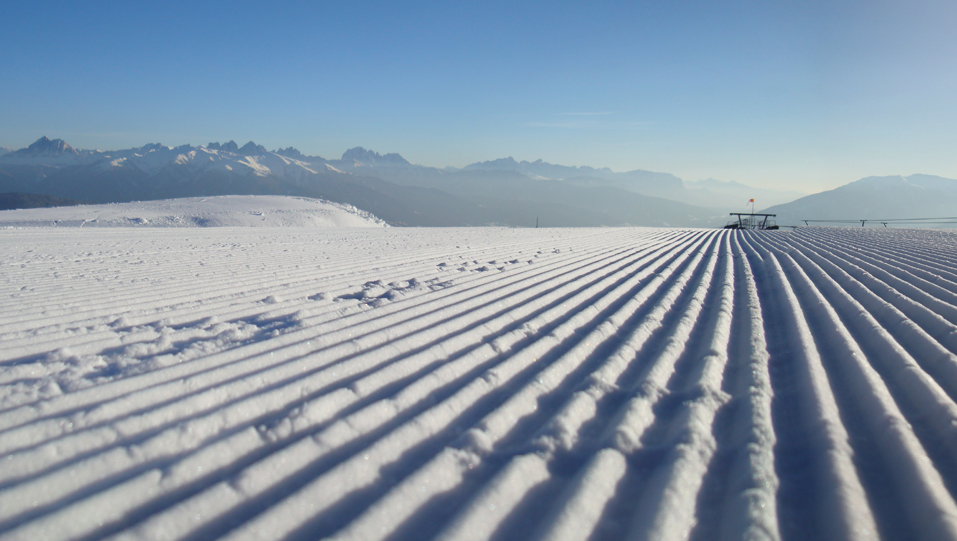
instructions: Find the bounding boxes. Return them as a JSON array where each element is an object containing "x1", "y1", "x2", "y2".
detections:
[{"x1": 0, "y1": 195, "x2": 388, "y2": 228}]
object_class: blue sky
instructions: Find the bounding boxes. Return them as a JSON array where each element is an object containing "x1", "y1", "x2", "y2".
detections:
[{"x1": 1, "y1": 0, "x2": 955, "y2": 192}]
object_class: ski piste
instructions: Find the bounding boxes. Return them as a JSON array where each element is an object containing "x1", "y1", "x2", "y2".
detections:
[{"x1": 2, "y1": 225, "x2": 957, "y2": 540}]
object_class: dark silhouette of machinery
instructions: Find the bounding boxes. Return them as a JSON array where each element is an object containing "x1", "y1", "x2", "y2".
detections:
[{"x1": 724, "y1": 213, "x2": 778, "y2": 230}]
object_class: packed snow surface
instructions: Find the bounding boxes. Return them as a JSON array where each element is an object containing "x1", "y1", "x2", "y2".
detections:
[
  {"x1": 2, "y1": 225, "x2": 957, "y2": 540},
  {"x1": 0, "y1": 195, "x2": 388, "y2": 228}
]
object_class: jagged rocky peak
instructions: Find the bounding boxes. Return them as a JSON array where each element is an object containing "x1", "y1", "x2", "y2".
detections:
[
  {"x1": 238, "y1": 141, "x2": 268, "y2": 156},
  {"x1": 217, "y1": 141, "x2": 240, "y2": 153},
  {"x1": 19, "y1": 136, "x2": 77, "y2": 155},
  {"x1": 275, "y1": 147, "x2": 302, "y2": 159},
  {"x1": 205, "y1": 141, "x2": 240, "y2": 152},
  {"x1": 341, "y1": 147, "x2": 409, "y2": 166},
  {"x1": 274, "y1": 147, "x2": 322, "y2": 161},
  {"x1": 204, "y1": 140, "x2": 266, "y2": 155}
]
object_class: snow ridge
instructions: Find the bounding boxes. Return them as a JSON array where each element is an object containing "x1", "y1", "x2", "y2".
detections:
[{"x1": 1, "y1": 226, "x2": 957, "y2": 539}]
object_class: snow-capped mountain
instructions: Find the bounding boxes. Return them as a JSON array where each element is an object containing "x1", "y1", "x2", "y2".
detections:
[
  {"x1": 206, "y1": 140, "x2": 269, "y2": 156},
  {"x1": 340, "y1": 147, "x2": 410, "y2": 167},
  {"x1": 14, "y1": 135, "x2": 78, "y2": 156},
  {"x1": 0, "y1": 137, "x2": 486, "y2": 226},
  {"x1": 10, "y1": 137, "x2": 953, "y2": 229},
  {"x1": 764, "y1": 174, "x2": 957, "y2": 226},
  {"x1": 3, "y1": 136, "x2": 88, "y2": 165},
  {"x1": 274, "y1": 146, "x2": 319, "y2": 162},
  {"x1": 0, "y1": 147, "x2": 11, "y2": 157},
  {"x1": 2, "y1": 139, "x2": 324, "y2": 182},
  {"x1": 0, "y1": 137, "x2": 765, "y2": 227}
]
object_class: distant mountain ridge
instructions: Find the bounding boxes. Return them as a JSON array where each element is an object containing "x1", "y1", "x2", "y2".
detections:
[
  {"x1": 464, "y1": 156, "x2": 616, "y2": 178},
  {"x1": 765, "y1": 174, "x2": 957, "y2": 227},
  {"x1": 0, "y1": 137, "x2": 481, "y2": 226},
  {"x1": 460, "y1": 156, "x2": 682, "y2": 198},
  {"x1": 341, "y1": 147, "x2": 410, "y2": 166},
  {"x1": 0, "y1": 136, "x2": 812, "y2": 227},
  {"x1": 683, "y1": 178, "x2": 807, "y2": 209}
]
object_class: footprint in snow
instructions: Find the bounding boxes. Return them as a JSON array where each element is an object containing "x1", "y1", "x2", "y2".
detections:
[{"x1": 334, "y1": 277, "x2": 454, "y2": 306}]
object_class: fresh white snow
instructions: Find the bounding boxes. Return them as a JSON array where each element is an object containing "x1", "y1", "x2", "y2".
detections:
[
  {"x1": 0, "y1": 196, "x2": 388, "y2": 228},
  {"x1": 2, "y1": 223, "x2": 957, "y2": 540}
]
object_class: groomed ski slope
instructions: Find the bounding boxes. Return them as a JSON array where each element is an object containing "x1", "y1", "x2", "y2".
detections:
[{"x1": 2, "y1": 225, "x2": 957, "y2": 540}]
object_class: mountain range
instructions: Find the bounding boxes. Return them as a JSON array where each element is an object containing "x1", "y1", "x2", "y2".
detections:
[
  {"x1": 0, "y1": 137, "x2": 732, "y2": 227},
  {"x1": 765, "y1": 174, "x2": 957, "y2": 227},
  {"x1": 3, "y1": 137, "x2": 954, "y2": 227}
]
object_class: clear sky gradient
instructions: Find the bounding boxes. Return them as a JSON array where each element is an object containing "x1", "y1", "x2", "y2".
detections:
[{"x1": 2, "y1": 0, "x2": 955, "y2": 192}]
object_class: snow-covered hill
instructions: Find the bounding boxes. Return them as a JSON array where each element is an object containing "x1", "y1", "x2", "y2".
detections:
[
  {"x1": 0, "y1": 195, "x2": 388, "y2": 228},
  {"x1": 765, "y1": 174, "x2": 957, "y2": 226},
  {"x1": 2, "y1": 226, "x2": 957, "y2": 539}
]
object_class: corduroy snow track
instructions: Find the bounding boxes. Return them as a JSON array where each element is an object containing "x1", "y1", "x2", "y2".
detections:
[{"x1": 2, "y1": 225, "x2": 957, "y2": 540}]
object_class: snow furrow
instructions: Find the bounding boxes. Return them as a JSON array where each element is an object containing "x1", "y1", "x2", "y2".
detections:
[
  {"x1": 698, "y1": 233, "x2": 779, "y2": 541},
  {"x1": 0, "y1": 230, "x2": 634, "y2": 350},
  {"x1": 778, "y1": 234, "x2": 957, "y2": 324},
  {"x1": 202, "y1": 235, "x2": 716, "y2": 540},
  {"x1": 743, "y1": 236, "x2": 878, "y2": 540},
  {"x1": 788, "y1": 238, "x2": 957, "y2": 361},
  {"x1": 0, "y1": 232, "x2": 649, "y2": 423},
  {"x1": 325, "y1": 234, "x2": 721, "y2": 540},
  {"x1": 0, "y1": 241, "x2": 659, "y2": 480},
  {"x1": 618, "y1": 232, "x2": 735, "y2": 541},
  {"x1": 786, "y1": 242, "x2": 957, "y2": 403},
  {"x1": 3, "y1": 226, "x2": 957, "y2": 540},
  {"x1": 768, "y1": 245, "x2": 957, "y2": 540}
]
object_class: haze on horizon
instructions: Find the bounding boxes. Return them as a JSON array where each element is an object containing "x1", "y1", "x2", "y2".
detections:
[{"x1": 2, "y1": 0, "x2": 955, "y2": 193}]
